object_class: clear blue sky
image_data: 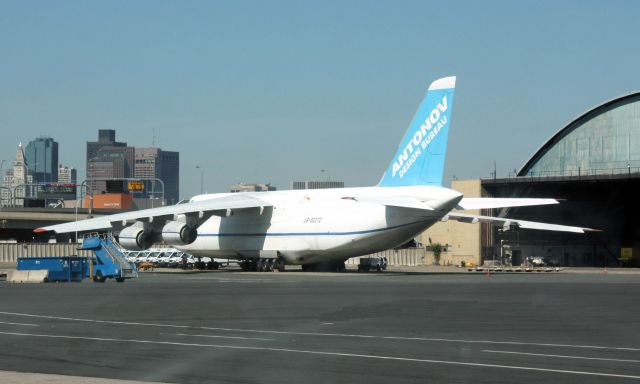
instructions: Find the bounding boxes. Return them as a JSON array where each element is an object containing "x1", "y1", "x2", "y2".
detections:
[{"x1": 1, "y1": 0, "x2": 639, "y2": 198}]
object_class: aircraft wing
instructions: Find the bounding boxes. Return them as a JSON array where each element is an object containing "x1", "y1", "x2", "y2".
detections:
[
  {"x1": 35, "y1": 194, "x2": 273, "y2": 234},
  {"x1": 456, "y1": 198, "x2": 559, "y2": 210},
  {"x1": 445, "y1": 212, "x2": 599, "y2": 233}
]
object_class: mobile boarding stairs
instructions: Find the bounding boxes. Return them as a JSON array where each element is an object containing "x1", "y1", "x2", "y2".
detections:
[{"x1": 80, "y1": 233, "x2": 138, "y2": 283}]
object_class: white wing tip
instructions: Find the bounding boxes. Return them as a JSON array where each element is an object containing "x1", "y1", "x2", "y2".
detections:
[{"x1": 428, "y1": 76, "x2": 456, "y2": 90}]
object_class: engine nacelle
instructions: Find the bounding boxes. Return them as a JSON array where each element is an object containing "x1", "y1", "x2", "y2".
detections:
[
  {"x1": 119, "y1": 224, "x2": 154, "y2": 250},
  {"x1": 161, "y1": 221, "x2": 198, "y2": 246}
]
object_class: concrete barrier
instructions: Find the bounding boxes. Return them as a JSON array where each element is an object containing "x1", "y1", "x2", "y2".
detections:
[{"x1": 7, "y1": 270, "x2": 49, "y2": 283}]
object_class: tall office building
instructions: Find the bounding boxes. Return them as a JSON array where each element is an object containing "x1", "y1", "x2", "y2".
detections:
[
  {"x1": 2, "y1": 143, "x2": 33, "y2": 206},
  {"x1": 86, "y1": 129, "x2": 127, "y2": 167},
  {"x1": 86, "y1": 130, "x2": 180, "y2": 205},
  {"x1": 57, "y1": 164, "x2": 77, "y2": 184},
  {"x1": 134, "y1": 147, "x2": 180, "y2": 204},
  {"x1": 25, "y1": 137, "x2": 58, "y2": 183},
  {"x1": 86, "y1": 130, "x2": 134, "y2": 194}
]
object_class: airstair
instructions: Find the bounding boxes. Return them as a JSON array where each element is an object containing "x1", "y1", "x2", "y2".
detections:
[{"x1": 80, "y1": 233, "x2": 138, "y2": 282}]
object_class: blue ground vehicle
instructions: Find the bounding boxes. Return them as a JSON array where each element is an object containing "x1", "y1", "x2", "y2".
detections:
[
  {"x1": 17, "y1": 256, "x2": 87, "y2": 282},
  {"x1": 80, "y1": 234, "x2": 138, "y2": 283}
]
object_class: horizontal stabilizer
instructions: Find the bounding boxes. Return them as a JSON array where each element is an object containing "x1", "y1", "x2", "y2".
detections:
[
  {"x1": 445, "y1": 212, "x2": 599, "y2": 234},
  {"x1": 456, "y1": 198, "x2": 559, "y2": 210},
  {"x1": 346, "y1": 196, "x2": 434, "y2": 210},
  {"x1": 345, "y1": 194, "x2": 462, "y2": 212}
]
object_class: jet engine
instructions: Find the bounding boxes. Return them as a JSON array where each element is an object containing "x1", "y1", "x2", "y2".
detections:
[
  {"x1": 119, "y1": 223, "x2": 153, "y2": 250},
  {"x1": 161, "y1": 221, "x2": 198, "y2": 246}
]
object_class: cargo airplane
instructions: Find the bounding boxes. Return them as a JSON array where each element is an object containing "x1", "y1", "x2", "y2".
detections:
[{"x1": 36, "y1": 77, "x2": 595, "y2": 271}]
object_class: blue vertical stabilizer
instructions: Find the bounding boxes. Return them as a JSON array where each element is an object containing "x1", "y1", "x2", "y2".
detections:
[{"x1": 379, "y1": 76, "x2": 456, "y2": 187}]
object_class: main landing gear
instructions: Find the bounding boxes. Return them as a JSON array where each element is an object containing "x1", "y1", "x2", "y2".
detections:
[
  {"x1": 239, "y1": 258, "x2": 346, "y2": 273},
  {"x1": 240, "y1": 258, "x2": 286, "y2": 272}
]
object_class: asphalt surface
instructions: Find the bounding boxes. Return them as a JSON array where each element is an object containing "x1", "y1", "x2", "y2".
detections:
[{"x1": 0, "y1": 270, "x2": 639, "y2": 383}]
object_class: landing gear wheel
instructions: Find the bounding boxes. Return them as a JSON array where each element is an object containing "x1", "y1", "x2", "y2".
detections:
[
  {"x1": 94, "y1": 271, "x2": 106, "y2": 283},
  {"x1": 266, "y1": 259, "x2": 274, "y2": 272},
  {"x1": 257, "y1": 259, "x2": 265, "y2": 272},
  {"x1": 276, "y1": 259, "x2": 285, "y2": 272}
]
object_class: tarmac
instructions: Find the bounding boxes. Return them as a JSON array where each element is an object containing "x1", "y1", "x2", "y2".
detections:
[{"x1": 0, "y1": 267, "x2": 639, "y2": 383}]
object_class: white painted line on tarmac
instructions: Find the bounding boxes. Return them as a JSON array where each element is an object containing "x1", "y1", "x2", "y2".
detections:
[
  {"x1": 483, "y1": 349, "x2": 640, "y2": 364},
  {"x1": 0, "y1": 331, "x2": 639, "y2": 380},
  {"x1": 175, "y1": 333, "x2": 274, "y2": 341},
  {"x1": 0, "y1": 321, "x2": 38, "y2": 327},
  {"x1": 0, "y1": 311, "x2": 638, "y2": 352},
  {"x1": 181, "y1": 278, "x2": 302, "y2": 283}
]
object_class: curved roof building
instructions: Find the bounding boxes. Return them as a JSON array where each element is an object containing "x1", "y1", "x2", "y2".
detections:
[
  {"x1": 518, "y1": 92, "x2": 640, "y2": 177},
  {"x1": 476, "y1": 92, "x2": 640, "y2": 267}
]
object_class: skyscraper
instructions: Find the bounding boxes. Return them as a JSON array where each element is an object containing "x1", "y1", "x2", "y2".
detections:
[
  {"x1": 86, "y1": 129, "x2": 126, "y2": 168},
  {"x1": 57, "y1": 164, "x2": 77, "y2": 184},
  {"x1": 25, "y1": 137, "x2": 58, "y2": 183},
  {"x1": 85, "y1": 129, "x2": 181, "y2": 204},
  {"x1": 86, "y1": 130, "x2": 133, "y2": 194},
  {"x1": 2, "y1": 143, "x2": 33, "y2": 206},
  {"x1": 134, "y1": 147, "x2": 180, "y2": 204}
]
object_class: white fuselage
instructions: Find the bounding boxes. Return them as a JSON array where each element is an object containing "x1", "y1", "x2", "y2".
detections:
[{"x1": 177, "y1": 185, "x2": 462, "y2": 265}]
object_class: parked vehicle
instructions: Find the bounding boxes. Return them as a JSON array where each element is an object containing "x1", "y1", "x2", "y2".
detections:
[
  {"x1": 357, "y1": 257, "x2": 388, "y2": 272},
  {"x1": 529, "y1": 256, "x2": 545, "y2": 267},
  {"x1": 146, "y1": 251, "x2": 162, "y2": 265},
  {"x1": 157, "y1": 252, "x2": 173, "y2": 267},
  {"x1": 167, "y1": 252, "x2": 184, "y2": 268},
  {"x1": 125, "y1": 251, "x2": 139, "y2": 264}
]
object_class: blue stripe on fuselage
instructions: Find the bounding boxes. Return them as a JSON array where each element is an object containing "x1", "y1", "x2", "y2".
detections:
[{"x1": 198, "y1": 220, "x2": 430, "y2": 237}]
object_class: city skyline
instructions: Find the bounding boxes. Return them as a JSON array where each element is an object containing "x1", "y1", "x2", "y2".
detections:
[{"x1": 1, "y1": 129, "x2": 180, "y2": 206}]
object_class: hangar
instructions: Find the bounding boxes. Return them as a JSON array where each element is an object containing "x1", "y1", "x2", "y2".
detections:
[{"x1": 423, "y1": 91, "x2": 640, "y2": 267}]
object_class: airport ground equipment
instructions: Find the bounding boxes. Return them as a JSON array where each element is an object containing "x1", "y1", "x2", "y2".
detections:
[
  {"x1": 357, "y1": 257, "x2": 387, "y2": 272},
  {"x1": 17, "y1": 256, "x2": 87, "y2": 282},
  {"x1": 80, "y1": 234, "x2": 138, "y2": 283}
]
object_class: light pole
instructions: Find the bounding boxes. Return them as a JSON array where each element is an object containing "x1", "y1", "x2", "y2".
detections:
[
  {"x1": 0, "y1": 159, "x2": 5, "y2": 208},
  {"x1": 74, "y1": 196, "x2": 80, "y2": 244},
  {"x1": 196, "y1": 165, "x2": 203, "y2": 194}
]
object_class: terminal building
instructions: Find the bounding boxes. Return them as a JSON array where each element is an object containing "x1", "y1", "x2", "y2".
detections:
[
  {"x1": 230, "y1": 183, "x2": 276, "y2": 193},
  {"x1": 423, "y1": 91, "x2": 640, "y2": 267},
  {"x1": 291, "y1": 181, "x2": 344, "y2": 189}
]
